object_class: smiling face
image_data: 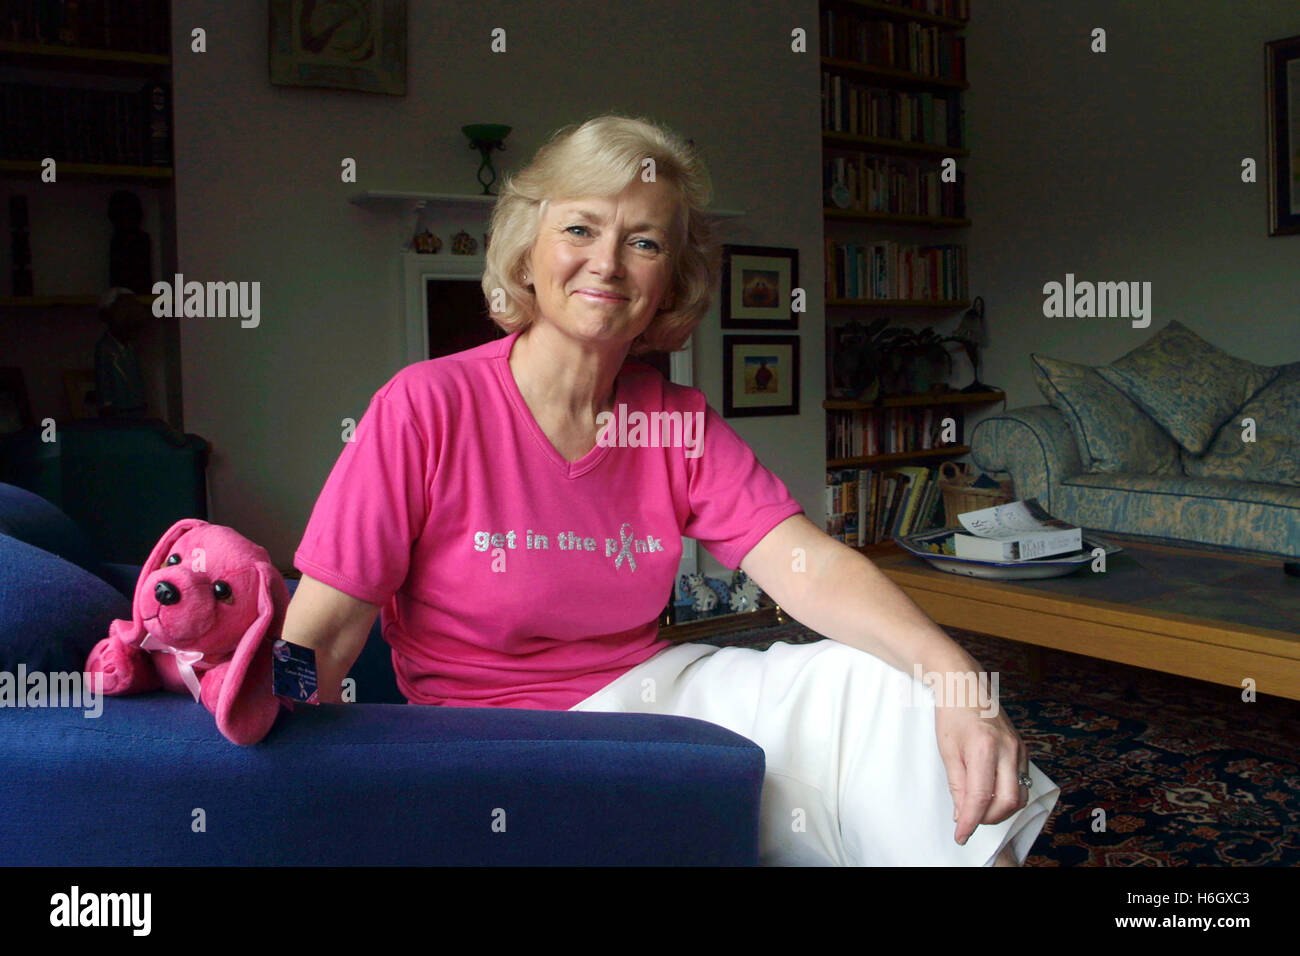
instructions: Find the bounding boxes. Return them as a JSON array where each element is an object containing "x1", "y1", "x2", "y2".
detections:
[{"x1": 524, "y1": 177, "x2": 681, "y2": 350}]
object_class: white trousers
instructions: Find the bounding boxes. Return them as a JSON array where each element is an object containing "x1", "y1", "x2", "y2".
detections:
[{"x1": 571, "y1": 638, "x2": 1061, "y2": 866}]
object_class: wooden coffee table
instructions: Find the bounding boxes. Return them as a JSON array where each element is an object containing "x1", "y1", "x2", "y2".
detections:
[{"x1": 862, "y1": 538, "x2": 1300, "y2": 701}]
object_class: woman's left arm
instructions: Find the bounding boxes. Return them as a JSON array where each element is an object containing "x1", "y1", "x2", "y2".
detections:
[{"x1": 739, "y1": 514, "x2": 1029, "y2": 846}]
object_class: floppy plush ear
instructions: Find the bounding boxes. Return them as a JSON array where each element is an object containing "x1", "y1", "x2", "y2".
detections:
[{"x1": 214, "y1": 560, "x2": 288, "y2": 746}]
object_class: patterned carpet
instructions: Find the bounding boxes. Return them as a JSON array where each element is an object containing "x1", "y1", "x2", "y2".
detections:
[{"x1": 691, "y1": 619, "x2": 1300, "y2": 866}]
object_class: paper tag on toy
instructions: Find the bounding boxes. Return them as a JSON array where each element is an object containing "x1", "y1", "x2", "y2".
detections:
[{"x1": 272, "y1": 639, "x2": 320, "y2": 705}]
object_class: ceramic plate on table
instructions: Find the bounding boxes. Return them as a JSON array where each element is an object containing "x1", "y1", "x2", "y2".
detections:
[{"x1": 894, "y1": 528, "x2": 1123, "y2": 580}]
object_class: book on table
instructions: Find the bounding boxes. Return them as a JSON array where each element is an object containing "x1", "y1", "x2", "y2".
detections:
[{"x1": 951, "y1": 498, "x2": 1082, "y2": 561}]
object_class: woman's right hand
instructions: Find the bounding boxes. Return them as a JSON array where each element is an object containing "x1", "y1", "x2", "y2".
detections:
[{"x1": 280, "y1": 574, "x2": 381, "y2": 703}]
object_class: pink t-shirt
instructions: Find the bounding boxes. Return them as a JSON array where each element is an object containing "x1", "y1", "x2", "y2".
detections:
[{"x1": 294, "y1": 330, "x2": 805, "y2": 710}]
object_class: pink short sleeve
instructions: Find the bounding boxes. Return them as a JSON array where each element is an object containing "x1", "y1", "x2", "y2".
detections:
[
  {"x1": 682, "y1": 404, "x2": 805, "y2": 569},
  {"x1": 294, "y1": 386, "x2": 433, "y2": 606}
]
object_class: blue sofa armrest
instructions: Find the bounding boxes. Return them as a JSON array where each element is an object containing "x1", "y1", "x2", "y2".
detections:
[
  {"x1": 969, "y1": 405, "x2": 1084, "y2": 512},
  {"x1": 0, "y1": 693, "x2": 765, "y2": 865}
]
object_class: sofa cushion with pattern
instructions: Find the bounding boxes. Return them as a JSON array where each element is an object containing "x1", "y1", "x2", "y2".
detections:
[
  {"x1": 1030, "y1": 353, "x2": 1180, "y2": 475},
  {"x1": 1181, "y1": 361, "x2": 1300, "y2": 487},
  {"x1": 1096, "y1": 320, "x2": 1279, "y2": 455}
]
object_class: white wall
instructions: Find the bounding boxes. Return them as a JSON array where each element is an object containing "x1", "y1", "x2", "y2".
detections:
[
  {"x1": 169, "y1": 0, "x2": 825, "y2": 573},
  {"x1": 963, "y1": 0, "x2": 1300, "y2": 439},
  {"x1": 12, "y1": 1, "x2": 1296, "y2": 575}
]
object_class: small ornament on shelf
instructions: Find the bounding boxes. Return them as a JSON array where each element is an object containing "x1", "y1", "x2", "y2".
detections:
[
  {"x1": 728, "y1": 569, "x2": 761, "y2": 613},
  {"x1": 676, "y1": 571, "x2": 767, "y2": 620},
  {"x1": 682, "y1": 573, "x2": 718, "y2": 613},
  {"x1": 450, "y1": 230, "x2": 478, "y2": 255},
  {"x1": 409, "y1": 202, "x2": 441, "y2": 254}
]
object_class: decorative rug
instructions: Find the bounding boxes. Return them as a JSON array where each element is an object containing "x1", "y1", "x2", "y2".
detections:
[{"x1": 691, "y1": 621, "x2": 1300, "y2": 866}]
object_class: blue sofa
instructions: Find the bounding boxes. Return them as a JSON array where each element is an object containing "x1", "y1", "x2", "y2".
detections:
[{"x1": 0, "y1": 483, "x2": 765, "y2": 866}]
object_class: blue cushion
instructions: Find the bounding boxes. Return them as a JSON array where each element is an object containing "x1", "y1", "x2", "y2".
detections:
[
  {"x1": 0, "y1": 532, "x2": 131, "y2": 673},
  {"x1": 1096, "y1": 321, "x2": 1280, "y2": 455},
  {"x1": 1030, "y1": 354, "x2": 1180, "y2": 474},
  {"x1": 0, "y1": 482, "x2": 107, "y2": 581},
  {"x1": 1181, "y1": 361, "x2": 1300, "y2": 486}
]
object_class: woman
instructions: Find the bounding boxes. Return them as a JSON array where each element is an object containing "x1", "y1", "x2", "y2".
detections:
[{"x1": 285, "y1": 113, "x2": 1060, "y2": 866}]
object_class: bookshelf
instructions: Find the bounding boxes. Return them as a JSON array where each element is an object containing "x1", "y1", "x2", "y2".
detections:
[
  {"x1": 1, "y1": 1, "x2": 181, "y2": 429},
  {"x1": 820, "y1": 0, "x2": 981, "y2": 546},
  {"x1": 827, "y1": 445, "x2": 969, "y2": 468},
  {"x1": 0, "y1": 40, "x2": 171, "y2": 72}
]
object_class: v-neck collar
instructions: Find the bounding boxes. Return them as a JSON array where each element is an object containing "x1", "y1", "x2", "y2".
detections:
[{"x1": 494, "y1": 330, "x2": 622, "y2": 480}]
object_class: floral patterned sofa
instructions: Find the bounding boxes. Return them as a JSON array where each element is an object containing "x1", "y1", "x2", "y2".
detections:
[{"x1": 971, "y1": 320, "x2": 1300, "y2": 561}]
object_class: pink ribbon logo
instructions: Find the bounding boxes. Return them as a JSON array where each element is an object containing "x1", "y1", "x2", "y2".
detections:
[{"x1": 613, "y1": 522, "x2": 637, "y2": 572}]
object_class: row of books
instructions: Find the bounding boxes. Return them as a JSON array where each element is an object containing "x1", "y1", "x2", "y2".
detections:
[
  {"x1": 2, "y1": 0, "x2": 171, "y2": 54},
  {"x1": 827, "y1": 405, "x2": 964, "y2": 459},
  {"x1": 825, "y1": 152, "x2": 966, "y2": 218},
  {"x1": 821, "y1": 10, "x2": 967, "y2": 81},
  {"x1": 872, "y1": 0, "x2": 970, "y2": 21},
  {"x1": 825, "y1": 239, "x2": 967, "y2": 302},
  {"x1": 822, "y1": 76, "x2": 964, "y2": 147},
  {"x1": 825, "y1": 465, "x2": 948, "y2": 546},
  {"x1": 0, "y1": 81, "x2": 172, "y2": 166}
]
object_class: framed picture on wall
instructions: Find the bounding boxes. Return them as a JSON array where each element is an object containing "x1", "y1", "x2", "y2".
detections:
[
  {"x1": 1266, "y1": 33, "x2": 1300, "y2": 236},
  {"x1": 720, "y1": 245, "x2": 799, "y2": 329},
  {"x1": 723, "y1": 335, "x2": 800, "y2": 418},
  {"x1": 269, "y1": 0, "x2": 408, "y2": 95}
]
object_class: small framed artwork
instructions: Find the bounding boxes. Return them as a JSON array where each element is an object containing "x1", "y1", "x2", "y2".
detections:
[
  {"x1": 0, "y1": 367, "x2": 34, "y2": 436},
  {"x1": 270, "y1": 0, "x2": 407, "y2": 96},
  {"x1": 721, "y1": 245, "x2": 799, "y2": 329},
  {"x1": 723, "y1": 335, "x2": 800, "y2": 418},
  {"x1": 1266, "y1": 34, "x2": 1300, "y2": 236}
]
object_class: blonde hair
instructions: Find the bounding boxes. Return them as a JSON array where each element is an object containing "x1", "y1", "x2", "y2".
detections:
[{"x1": 481, "y1": 113, "x2": 721, "y2": 355}]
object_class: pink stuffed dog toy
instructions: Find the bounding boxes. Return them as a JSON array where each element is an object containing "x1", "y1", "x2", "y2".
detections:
[{"x1": 85, "y1": 518, "x2": 289, "y2": 745}]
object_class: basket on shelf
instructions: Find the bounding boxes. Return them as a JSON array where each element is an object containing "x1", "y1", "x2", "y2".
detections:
[{"x1": 937, "y1": 461, "x2": 1015, "y2": 527}]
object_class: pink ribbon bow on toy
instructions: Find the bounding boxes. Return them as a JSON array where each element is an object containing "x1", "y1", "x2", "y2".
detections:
[{"x1": 138, "y1": 632, "x2": 205, "y2": 702}]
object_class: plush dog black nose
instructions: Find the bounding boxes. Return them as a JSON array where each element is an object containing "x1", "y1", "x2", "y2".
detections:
[{"x1": 154, "y1": 580, "x2": 181, "y2": 605}]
